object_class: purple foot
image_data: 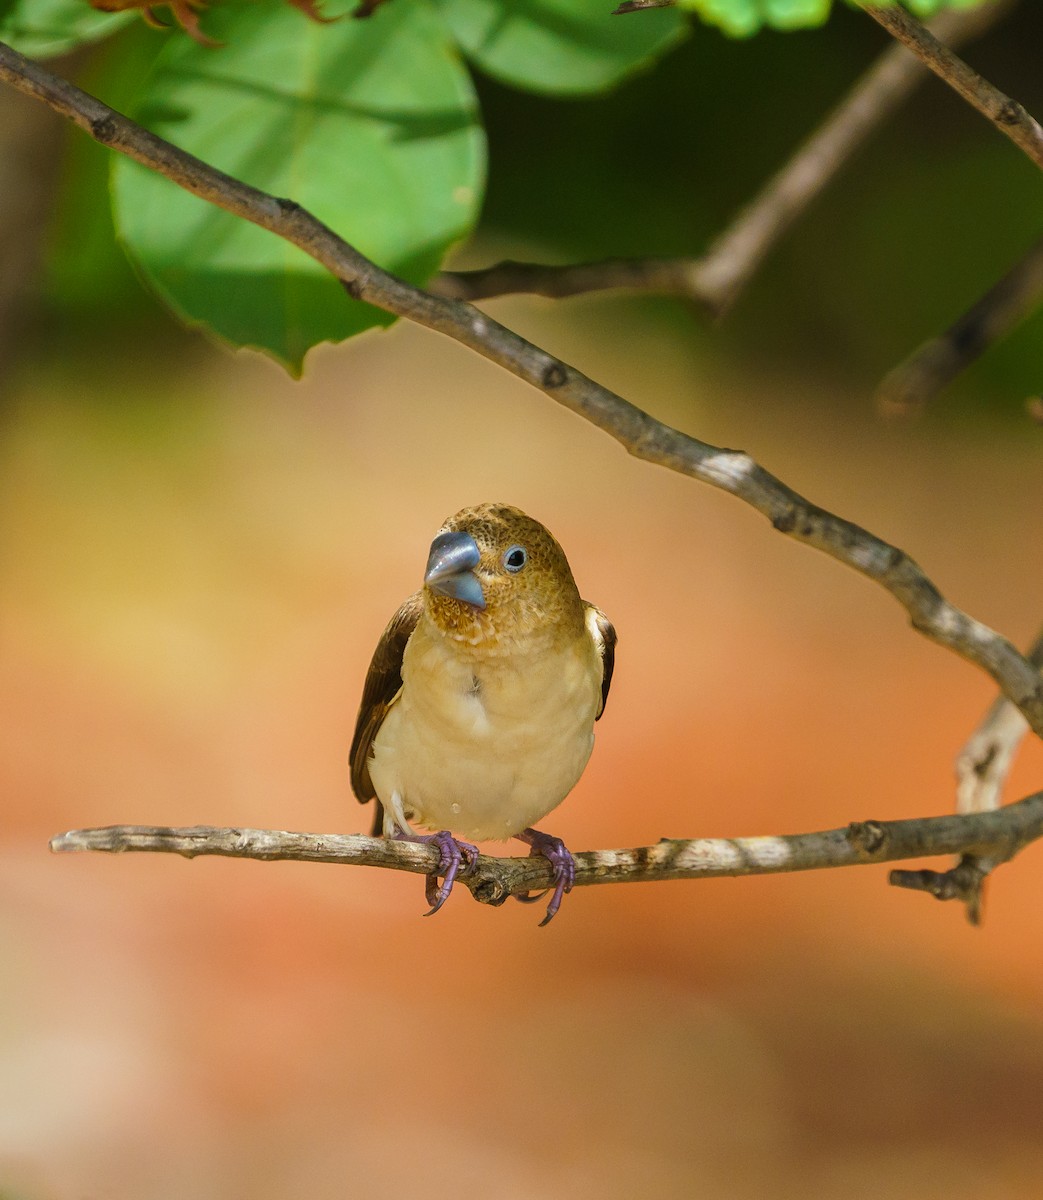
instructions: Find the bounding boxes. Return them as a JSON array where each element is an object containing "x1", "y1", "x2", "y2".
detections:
[
  {"x1": 514, "y1": 828, "x2": 576, "y2": 927},
  {"x1": 396, "y1": 830, "x2": 479, "y2": 916}
]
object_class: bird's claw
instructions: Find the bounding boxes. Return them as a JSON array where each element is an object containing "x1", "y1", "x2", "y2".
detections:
[
  {"x1": 515, "y1": 828, "x2": 576, "y2": 926},
  {"x1": 402, "y1": 830, "x2": 479, "y2": 916}
]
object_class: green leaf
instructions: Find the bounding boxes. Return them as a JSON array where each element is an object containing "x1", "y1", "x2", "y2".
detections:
[
  {"x1": 675, "y1": 0, "x2": 829, "y2": 36},
  {"x1": 0, "y1": 0, "x2": 134, "y2": 57},
  {"x1": 675, "y1": 0, "x2": 989, "y2": 36},
  {"x1": 431, "y1": 0, "x2": 685, "y2": 96},
  {"x1": 897, "y1": 0, "x2": 988, "y2": 15},
  {"x1": 112, "y1": 0, "x2": 484, "y2": 371}
]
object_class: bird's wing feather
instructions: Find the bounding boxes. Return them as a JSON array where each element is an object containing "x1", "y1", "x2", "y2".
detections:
[
  {"x1": 585, "y1": 603, "x2": 617, "y2": 720},
  {"x1": 349, "y1": 591, "x2": 423, "y2": 805}
]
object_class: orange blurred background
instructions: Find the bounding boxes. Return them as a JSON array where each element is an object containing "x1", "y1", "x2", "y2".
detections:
[{"x1": 3, "y1": 293, "x2": 1043, "y2": 1199}]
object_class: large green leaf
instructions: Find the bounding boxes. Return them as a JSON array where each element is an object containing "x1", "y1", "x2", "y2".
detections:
[
  {"x1": 675, "y1": 0, "x2": 988, "y2": 36},
  {"x1": 113, "y1": 0, "x2": 484, "y2": 371},
  {"x1": 0, "y1": 0, "x2": 133, "y2": 57},
  {"x1": 431, "y1": 0, "x2": 685, "y2": 96}
]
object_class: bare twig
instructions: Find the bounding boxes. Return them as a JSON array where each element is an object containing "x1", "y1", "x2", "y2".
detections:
[
  {"x1": 2, "y1": 40, "x2": 1042, "y2": 739},
  {"x1": 434, "y1": 2, "x2": 1013, "y2": 312},
  {"x1": 945, "y1": 693, "x2": 1029, "y2": 921},
  {"x1": 862, "y1": 3, "x2": 1043, "y2": 412},
  {"x1": 612, "y1": 0, "x2": 675, "y2": 12},
  {"x1": 433, "y1": 257, "x2": 709, "y2": 306},
  {"x1": 889, "y1": 853, "x2": 991, "y2": 924},
  {"x1": 913, "y1": 625, "x2": 1043, "y2": 924},
  {"x1": 877, "y1": 235, "x2": 1043, "y2": 415},
  {"x1": 48, "y1": 792, "x2": 1043, "y2": 907},
  {"x1": 956, "y1": 624, "x2": 1043, "y2": 815},
  {"x1": 862, "y1": 3, "x2": 1043, "y2": 170},
  {"x1": 957, "y1": 699, "x2": 1032, "y2": 813}
]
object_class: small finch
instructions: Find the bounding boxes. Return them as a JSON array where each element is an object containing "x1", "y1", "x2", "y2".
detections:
[{"x1": 349, "y1": 503, "x2": 616, "y2": 924}]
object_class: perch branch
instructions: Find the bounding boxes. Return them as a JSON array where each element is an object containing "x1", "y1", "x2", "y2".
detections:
[
  {"x1": 877, "y1": 234, "x2": 1043, "y2": 415},
  {"x1": 48, "y1": 791, "x2": 1043, "y2": 907},
  {"x1": 434, "y1": 1, "x2": 1012, "y2": 313},
  {"x1": 2, "y1": 42, "x2": 1043, "y2": 737},
  {"x1": 862, "y1": 3, "x2": 1043, "y2": 170}
]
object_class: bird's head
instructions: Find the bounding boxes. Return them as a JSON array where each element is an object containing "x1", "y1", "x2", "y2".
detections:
[{"x1": 423, "y1": 503, "x2": 582, "y2": 648}]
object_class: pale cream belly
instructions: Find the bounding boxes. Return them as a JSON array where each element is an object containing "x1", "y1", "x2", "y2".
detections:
[{"x1": 368, "y1": 634, "x2": 600, "y2": 841}]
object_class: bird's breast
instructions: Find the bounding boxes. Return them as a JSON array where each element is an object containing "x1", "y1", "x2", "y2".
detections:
[{"x1": 367, "y1": 619, "x2": 601, "y2": 840}]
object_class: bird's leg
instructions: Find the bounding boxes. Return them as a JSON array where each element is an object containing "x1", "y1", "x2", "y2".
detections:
[
  {"x1": 513, "y1": 828, "x2": 576, "y2": 926},
  {"x1": 394, "y1": 829, "x2": 479, "y2": 916}
]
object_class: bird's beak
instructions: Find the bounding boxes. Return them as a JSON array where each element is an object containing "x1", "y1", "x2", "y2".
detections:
[{"x1": 424, "y1": 531, "x2": 486, "y2": 610}]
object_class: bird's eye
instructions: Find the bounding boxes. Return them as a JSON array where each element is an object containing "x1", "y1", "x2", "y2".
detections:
[{"x1": 503, "y1": 545, "x2": 527, "y2": 573}]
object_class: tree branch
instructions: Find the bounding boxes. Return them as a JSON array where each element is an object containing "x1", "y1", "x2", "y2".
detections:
[
  {"x1": 433, "y1": 256, "x2": 711, "y2": 307},
  {"x1": 857, "y1": 2, "x2": 1043, "y2": 414},
  {"x1": 862, "y1": 2, "x2": 1043, "y2": 171},
  {"x1": 877, "y1": 234, "x2": 1043, "y2": 415},
  {"x1": 956, "y1": 624, "x2": 1043, "y2": 816},
  {"x1": 2, "y1": 41, "x2": 1043, "y2": 738},
  {"x1": 48, "y1": 792, "x2": 1043, "y2": 907},
  {"x1": 612, "y1": 0, "x2": 674, "y2": 12},
  {"x1": 896, "y1": 625, "x2": 1043, "y2": 925},
  {"x1": 888, "y1": 853, "x2": 993, "y2": 922},
  {"x1": 433, "y1": 1, "x2": 1012, "y2": 313}
]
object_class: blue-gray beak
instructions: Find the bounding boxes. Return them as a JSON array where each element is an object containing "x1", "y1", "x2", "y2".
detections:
[{"x1": 424, "y1": 531, "x2": 486, "y2": 610}]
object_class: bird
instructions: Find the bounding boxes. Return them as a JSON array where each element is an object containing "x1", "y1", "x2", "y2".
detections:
[{"x1": 349, "y1": 503, "x2": 616, "y2": 925}]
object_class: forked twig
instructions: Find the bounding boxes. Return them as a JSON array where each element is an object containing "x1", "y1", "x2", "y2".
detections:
[{"x1": 890, "y1": 625, "x2": 1043, "y2": 923}]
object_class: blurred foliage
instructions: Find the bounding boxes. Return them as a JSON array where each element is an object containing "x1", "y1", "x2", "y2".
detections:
[
  {"x1": 1, "y1": 0, "x2": 1041, "y2": 412},
  {"x1": 680, "y1": 0, "x2": 987, "y2": 38},
  {"x1": 0, "y1": 0, "x2": 132, "y2": 56}
]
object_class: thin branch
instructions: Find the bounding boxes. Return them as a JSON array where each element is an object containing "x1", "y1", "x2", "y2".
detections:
[
  {"x1": 433, "y1": 256, "x2": 709, "y2": 307},
  {"x1": 917, "y1": 625, "x2": 1043, "y2": 924},
  {"x1": 877, "y1": 234, "x2": 1043, "y2": 415},
  {"x1": 612, "y1": 0, "x2": 674, "y2": 12},
  {"x1": 860, "y1": 3, "x2": 1043, "y2": 413},
  {"x1": 889, "y1": 853, "x2": 991, "y2": 923},
  {"x1": 862, "y1": 2, "x2": 1043, "y2": 171},
  {"x1": 434, "y1": 2, "x2": 1013, "y2": 312},
  {"x1": 48, "y1": 791, "x2": 1043, "y2": 907},
  {"x1": 2, "y1": 42, "x2": 1043, "y2": 737},
  {"x1": 956, "y1": 624, "x2": 1043, "y2": 815}
]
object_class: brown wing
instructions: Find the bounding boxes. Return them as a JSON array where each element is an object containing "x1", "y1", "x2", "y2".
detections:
[
  {"x1": 349, "y1": 592, "x2": 423, "y2": 816},
  {"x1": 585, "y1": 603, "x2": 617, "y2": 720}
]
